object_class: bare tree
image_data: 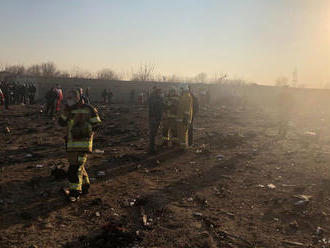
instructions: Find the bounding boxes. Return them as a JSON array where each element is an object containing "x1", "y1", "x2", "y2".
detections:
[
  {"x1": 165, "y1": 74, "x2": 183, "y2": 82},
  {"x1": 194, "y1": 72, "x2": 208, "y2": 83},
  {"x1": 5, "y1": 65, "x2": 25, "y2": 75},
  {"x1": 70, "y1": 67, "x2": 93, "y2": 79},
  {"x1": 97, "y1": 69, "x2": 119, "y2": 80},
  {"x1": 131, "y1": 63, "x2": 155, "y2": 81},
  {"x1": 211, "y1": 72, "x2": 227, "y2": 83},
  {"x1": 26, "y1": 64, "x2": 42, "y2": 76},
  {"x1": 41, "y1": 62, "x2": 59, "y2": 77}
]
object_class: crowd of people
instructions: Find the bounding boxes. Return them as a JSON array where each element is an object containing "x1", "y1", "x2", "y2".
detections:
[
  {"x1": 148, "y1": 85, "x2": 200, "y2": 153},
  {"x1": 0, "y1": 79, "x2": 214, "y2": 202},
  {"x1": 0, "y1": 79, "x2": 293, "y2": 203},
  {"x1": 0, "y1": 81, "x2": 36, "y2": 109}
]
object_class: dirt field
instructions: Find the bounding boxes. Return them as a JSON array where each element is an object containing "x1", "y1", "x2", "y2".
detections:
[{"x1": 1, "y1": 98, "x2": 330, "y2": 248}]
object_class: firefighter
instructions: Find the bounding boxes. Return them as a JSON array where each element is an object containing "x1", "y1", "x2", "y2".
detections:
[
  {"x1": 162, "y1": 88, "x2": 179, "y2": 147},
  {"x1": 148, "y1": 87, "x2": 163, "y2": 153},
  {"x1": 58, "y1": 89, "x2": 102, "y2": 202},
  {"x1": 177, "y1": 85, "x2": 193, "y2": 148},
  {"x1": 45, "y1": 87, "x2": 58, "y2": 117}
]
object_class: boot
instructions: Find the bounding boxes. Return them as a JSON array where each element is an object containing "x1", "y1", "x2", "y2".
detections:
[
  {"x1": 67, "y1": 190, "x2": 81, "y2": 202},
  {"x1": 82, "y1": 184, "x2": 90, "y2": 195}
]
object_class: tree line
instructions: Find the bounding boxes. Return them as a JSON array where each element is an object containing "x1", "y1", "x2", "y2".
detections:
[{"x1": 1, "y1": 62, "x2": 251, "y2": 85}]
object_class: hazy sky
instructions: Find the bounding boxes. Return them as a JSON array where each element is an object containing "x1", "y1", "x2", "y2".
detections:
[{"x1": 0, "y1": 0, "x2": 329, "y2": 86}]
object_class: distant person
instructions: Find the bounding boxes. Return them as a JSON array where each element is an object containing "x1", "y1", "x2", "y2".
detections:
[
  {"x1": 138, "y1": 90, "x2": 145, "y2": 105},
  {"x1": 130, "y1": 89, "x2": 136, "y2": 104},
  {"x1": 177, "y1": 85, "x2": 193, "y2": 148},
  {"x1": 277, "y1": 86, "x2": 293, "y2": 138},
  {"x1": 78, "y1": 88, "x2": 90, "y2": 104},
  {"x1": 102, "y1": 89, "x2": 107, "y2": 104},
  {"x1": 45, "y1": 86, "x2": 58, "y2": 117},
  {"x1": 0, "y1": 88, "x2": 4, "y2": 108},
  {"x1": 28, "y1": 84, "x2": 36, "y2": 104},
  {"x1": 148, "y1": 87, "x2": 163, "y2": 153},
  {"x1": 55, "y1": 84, "x2": 63, "y2": 113},
  {"x1": 1, "y1": 79, "x2": 10, "y2": 110},
  {"x1": 162, "y1": 88, "x2": 179, "y2": 147},
  {"x1": 107, "y1": 89, "x2": 113, "y2": 105},
  {"x1": 188, "y1": 86, "x2": 199, "y2": 146}
]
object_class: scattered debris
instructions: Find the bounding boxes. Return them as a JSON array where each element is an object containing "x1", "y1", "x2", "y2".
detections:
[
  {"x1": 215, "y1": 154, "x2": 225, "y2": 160},
  {"x1": 267, "y1": 184, "x2": 276, "y2": 189},
  {"x1": 4, "y1": 126, "x2": 10, "y2": 134},
  {"x1": 94, "y1": 149, "x2": 105, "y2": 154},
  {"x1": 193, "y1": 212, "x2": 203, "y2": 217},
  {"x1": 315, "y1": 226, "x2": 323, "y2": 236},
  {"x1": 294, "y1": 200, "x2": 309, "y2": 207},
  {"x1": 293, "y1": 195, "x2": 311, "y2": 207},
  {"x1": 304, "y1": 131, "x2": 317, "y2": 136},
  {"x1": 289, "y1": 221, "x2": 299, "y2": 230},
  {"x1": 35, "y1": 164, "x2": 44, "y2": 168},
  {"x1": 141, "y1": 208, "x2": 149, "y2": 226},
  {"x1": 96, "y1": 171, "x2": 106, "y2": 177},
  {"x1": 95, "y1": 212, "x2": 101, "y2": 217},
  {"x1": 282, "y1": 240, "x2": 304, "y2": 246},
  {"x1": 293, "y1": 194, "x2": 312, "y2": 201}
]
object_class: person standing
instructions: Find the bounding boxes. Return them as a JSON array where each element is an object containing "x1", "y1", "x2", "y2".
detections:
[
  {"x1": 162, "y1": 88, "x2": 179, "y2": 147},
  {"x1": 188, "y1": 86, "x2": 199, "y2": 146},
  {"x1": 148, "y1": 87, "x2": 163, "y2": 153},
  {"x1": 0, "y1": 88, "x2": 4, "y2": 109},
  {"x1": 58, "y1": 89, "x2": 102, "y2": 202},
  {"x1": 177, "y1": 85, "x2": 193, "y2": 149},
  {"x1": 107, "y1": 89, "x2": 113, "y2": 105},
  {"x1": 102, "y1": 89, "x2": 107, "y2": 104},
  {"x1": 277, "y1": 86, "x2": 293, "y2": 138},
  {"x1": 78, "y1": 88, "x2": 90, "y2": 104},
  {"x1": 2, "y1": 78, "x2": 10, "y2": 110},
  {"x1": 45, "y1": 86, "x2": 58, "y2": 117}
]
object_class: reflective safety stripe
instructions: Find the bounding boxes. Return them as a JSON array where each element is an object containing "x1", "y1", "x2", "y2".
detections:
[
  {"x1": 78, "y1": 155, "x2": 87, "y2": 163},
  {"x1": 167, "y1": 114, "x2": 177, "y2": 118},
  {"x1": 90, "y1": 116, "x2": 101, "y2": 123},
  {"x1": 67, "y1": 141, "x2": 92, "y2": 148},
  {"x1": 60, "y1": 114, "x2": 67, "y2": 121},
  {"x1": 184, "y1": 111, "x2": 191, "y2": 115},
  {"x1": 72, "y1": 109, "x2": 90, "y2": 114},
  {"x1": 162, "y1": 136, "x2": 170, "y2": 140},
  {"x1": 67, "y1": 140, "x2": 93, "y2": 152},
  {"x1": 69, "y1": 183, "x2": 82, "y2": 191}
]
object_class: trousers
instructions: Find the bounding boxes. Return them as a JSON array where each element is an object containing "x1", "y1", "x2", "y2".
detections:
[{"x1": 67, "y1": 152, "x2": 90, "y2": 192}]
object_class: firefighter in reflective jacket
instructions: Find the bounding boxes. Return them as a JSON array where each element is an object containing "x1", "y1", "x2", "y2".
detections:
[
  {"x1": 177, "y1": 85, "x2": 193, "y2": 148},
  {"x1": 162, "y1": 88, "x2": 179, "y2": 146},
  {"x1": 58, "y1": 90, "x2": 101, "y2": 202}
]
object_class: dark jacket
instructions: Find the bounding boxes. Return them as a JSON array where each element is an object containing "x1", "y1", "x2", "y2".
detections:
[{"x1": 148, "y1": 92, "x2": 163, "y2": 120}]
